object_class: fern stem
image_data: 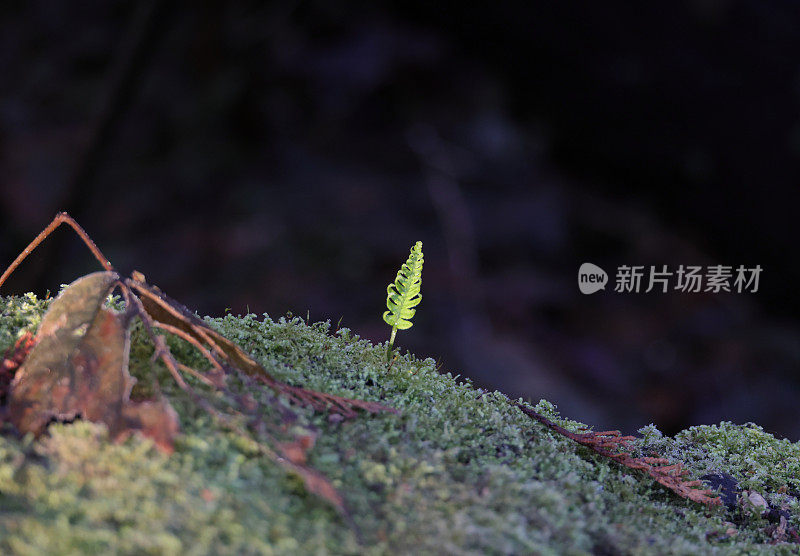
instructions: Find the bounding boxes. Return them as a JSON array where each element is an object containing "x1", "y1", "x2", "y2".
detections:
[{"x1": 387, "y1": 326, "x2": 397, "y2": 361}]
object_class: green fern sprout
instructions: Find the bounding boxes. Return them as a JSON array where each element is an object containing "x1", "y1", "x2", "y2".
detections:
[{"x1": 383, "y1": 241, "x2": 423, "y2": 362}]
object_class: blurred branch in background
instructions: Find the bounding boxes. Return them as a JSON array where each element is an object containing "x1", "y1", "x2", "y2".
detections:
[
  {"x1": 64, "y1": 0, "x2": 173, "y2": 217},
  {"x1": 45, "y1": 0, "x2": 174, "y2": 292}
]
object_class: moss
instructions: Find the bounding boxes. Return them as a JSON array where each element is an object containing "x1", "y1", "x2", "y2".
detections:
[{"x1": 1, "y1": 294, "x2": 799, "y2": 554}]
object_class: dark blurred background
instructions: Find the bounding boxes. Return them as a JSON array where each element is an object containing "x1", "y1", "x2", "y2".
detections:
[{"x1": 1, "y1": 0, "x2": 799, "y2": 439}]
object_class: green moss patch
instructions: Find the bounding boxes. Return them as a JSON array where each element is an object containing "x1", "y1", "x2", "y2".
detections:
[{"x1": 0, "y1": 294, "x2": 798, "y2": 554}]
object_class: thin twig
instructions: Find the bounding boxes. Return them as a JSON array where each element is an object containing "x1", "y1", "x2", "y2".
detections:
[
  {"x1": 128, "y1": 282, "x2": 227, "y2": 357},
  {"x1": 152, "y1": 321, "x2": 224, "y2": 372},
  {"x1": 0, "y1": 212, "x2": 114, "y2": 290},
  {"x1": 176, "y1": 362, "x2": 217, "y2": 387}
]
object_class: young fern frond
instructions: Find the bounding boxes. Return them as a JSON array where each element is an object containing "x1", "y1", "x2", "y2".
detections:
[{"x1": 383, "y1": 241, "x2": 423, "y2": 362}]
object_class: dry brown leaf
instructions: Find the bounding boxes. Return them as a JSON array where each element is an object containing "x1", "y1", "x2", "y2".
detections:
[
  {"x1": 516, "y1": 402, "x2": 722, "y2": 506},
  {"x1": 8, "y1": 272, "x2": 179, "y2": 451},
  {"x1": 0, "y1": 331, "x2": 36, "y2": 405}
]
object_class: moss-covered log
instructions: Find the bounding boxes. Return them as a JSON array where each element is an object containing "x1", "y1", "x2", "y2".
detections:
[{"x1": 1, "y1": 294, "x2": 798, "y2": 554}]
